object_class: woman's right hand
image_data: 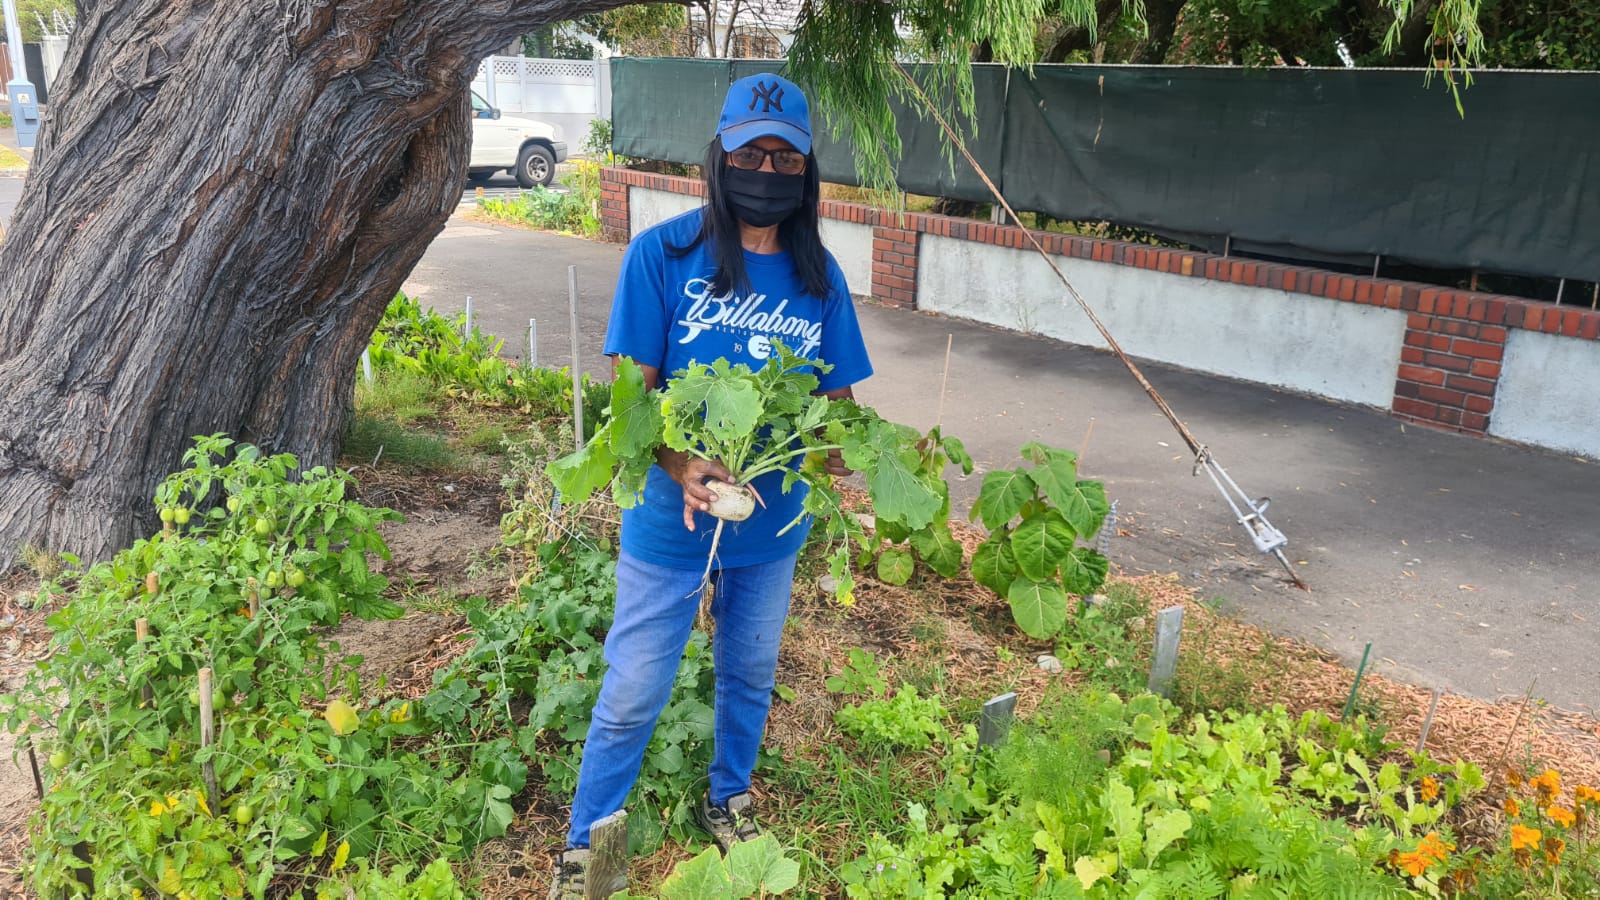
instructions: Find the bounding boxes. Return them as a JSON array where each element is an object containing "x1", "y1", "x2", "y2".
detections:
[{"x1": 658, "y1": 448, "x2": 735, "y2": 532}]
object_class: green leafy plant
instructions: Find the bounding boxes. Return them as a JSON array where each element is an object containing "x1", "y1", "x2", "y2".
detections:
[
  {"x1": 548, "y1": 350, "x2": 966, "y2": 602},
  {"x1": 836, "y1": 685, "x2": 948, "y2": 752},
  {"x1": 969, "y1": 442, "x2": 1112, "y2": 638},
  {"x1": 824, "y1": 648, "x2": 889, "y2": 699},
  {"x1": 620, "y1": 834, "x2": 802, "y2": 898}
]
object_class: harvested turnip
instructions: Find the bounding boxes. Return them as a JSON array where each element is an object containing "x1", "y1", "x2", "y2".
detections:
[{"x1": 704, "y1": 478, "x2": 755, "y2": 522}]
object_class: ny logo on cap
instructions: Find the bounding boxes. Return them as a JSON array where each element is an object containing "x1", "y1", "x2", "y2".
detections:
[{"x1": 749, "y1": 80, "x2": 785, "y2": 114}]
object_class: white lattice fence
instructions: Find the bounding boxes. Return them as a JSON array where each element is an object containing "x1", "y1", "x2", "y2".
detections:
[{"x1": 470, "y1": 56, "x2": 611, "y2": 148}]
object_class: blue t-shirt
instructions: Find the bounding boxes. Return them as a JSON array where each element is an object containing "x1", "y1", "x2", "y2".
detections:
[{"x1": 603, "y1": 208, "x2": 874, "y2": 570}]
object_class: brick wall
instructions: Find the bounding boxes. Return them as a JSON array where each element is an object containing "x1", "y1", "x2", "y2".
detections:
[{"x1": 599, "y1": 166, "x2": 1600, "y2": 439}]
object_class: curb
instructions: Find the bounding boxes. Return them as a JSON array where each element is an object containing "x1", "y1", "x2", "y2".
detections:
[{"x1": 0, "y1": 169, "x2": 27, "y2": 178}]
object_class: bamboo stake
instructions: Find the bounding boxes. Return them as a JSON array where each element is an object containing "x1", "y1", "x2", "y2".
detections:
[
  {"x1": 24, "y1": 737, "x2": 43, "y2": 799},
  {"x1": 934, "y1": 333, "x2": 953, "y2": 430},
  {"x1": 136, "y1": 618, "x2": 153, "y2": 706},
  {"x1": 1079, "y1": 417, "x2": 1096, "y2": 467},
  {"x1": 198, "y1": 668, "x2": 219, "y2": 804},
  {"x1": 1496, "y1": 677, "x2": 1539, "y2": 771}
]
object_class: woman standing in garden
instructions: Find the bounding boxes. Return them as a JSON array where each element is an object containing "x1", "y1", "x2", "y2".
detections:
[{"x1": 549, "y1": 73, "x2": 874, "y2": 898}]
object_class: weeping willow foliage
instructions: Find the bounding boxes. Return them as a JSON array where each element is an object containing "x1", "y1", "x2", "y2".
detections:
[{"x1": 782, "y1": 0, "x2": 1486, "y2": 197}]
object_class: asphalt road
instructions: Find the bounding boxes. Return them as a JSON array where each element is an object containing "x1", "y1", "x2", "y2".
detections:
[{"x1": 403, "y1": 216, "x2": 1600, "y2": 713}]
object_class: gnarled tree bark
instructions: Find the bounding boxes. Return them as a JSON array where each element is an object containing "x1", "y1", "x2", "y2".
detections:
[{"x1": 0, "y1": 0, "x2": 628, "y2": 568}]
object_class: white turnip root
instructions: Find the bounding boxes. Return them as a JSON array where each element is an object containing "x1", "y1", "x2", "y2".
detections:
[{"x1": 704, "y1": 479, "x2": 756, "y2": 522}]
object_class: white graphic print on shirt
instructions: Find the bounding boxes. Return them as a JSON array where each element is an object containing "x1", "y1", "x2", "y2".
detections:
[{"x1": 675, "y1": 277, "x2": 824, "y2": 359}]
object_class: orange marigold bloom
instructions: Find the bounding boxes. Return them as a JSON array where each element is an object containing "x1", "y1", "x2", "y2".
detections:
[
  {"x1": 1511, "y1": 824, "x2": 1543, "y2": 851},
  {"x1": 1542, "y1": 836, "x2": 1565, "y2": 865},
  {"x1": 1505, "y1": 796, "x2": 1521, "y2": 817},
  {"x1": 1417, "y1": 832, "x2": 1455, "y2": 862},
  {"x1": 1546, "y1": 805, "x2": 1576, "y2": 828},
  {"x1": 1577, "y1": 785, "x2": 1600, "y2": 805},
  {"x1": 1507, "y1": 767, "x2": 1525, "y2": 789},
  {"x1": 1532, "y1": 769, "x2": 1561, "y2": 802},
  {"x1": 1420, "y1": 776, "x2": 1440, "y2": 802},
  {"x1": 1395, "y1": 851, "x2": 1434, "y2": 877}
]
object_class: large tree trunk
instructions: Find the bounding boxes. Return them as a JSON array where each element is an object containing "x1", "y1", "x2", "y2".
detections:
[{"x1": 0, "y1": 0, "x2": 627, "y2": 569}]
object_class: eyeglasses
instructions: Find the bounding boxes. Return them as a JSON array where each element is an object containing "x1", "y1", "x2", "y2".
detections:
[{"x1": 727, "y1": 146, "x2": 808, "y2": 175}]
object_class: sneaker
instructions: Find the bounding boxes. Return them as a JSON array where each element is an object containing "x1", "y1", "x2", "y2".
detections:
[
  {"x1": 548, "y1": 847, "x2": 626, "y2": 899},
  {"x1": 697, "y1": 791, "x2": 761, "y2": 852}
]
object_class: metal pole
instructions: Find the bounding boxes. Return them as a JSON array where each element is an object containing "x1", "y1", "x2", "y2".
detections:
[
  {"x1": 527, "y1": 318, "x2": 538, "y2": 368},
  {"x1": 568, "y1": 266, "x2": 583, "y2": 449},
  {"x1": 1371, "y1": 254, "x2": 1381, "y2": 278},
  {"x1": 1222, "y1": 235, "x2": 1232, "y2": 258},
  {"x1": 978, "y1": 693, "x2": 1018, "y2": 747},
  {"x1": 360, "y1": 348, "x2": 373, "y2": 385},
  {"x1": 2, "y1": 0, "x2": 25, "y2": 79},
  {"x1": 1554, "y1": 278, "x2": 1565, "y2": 306},
  {"x1": 463, "y1": 295, "x2": 473, "y2": 340},
  {"x1": 1416, "y1": 688, "x2": 1443, "y2": 752},
  {"x1": 1147, "y1": 606, "x2": 1184, "y2": 698}
]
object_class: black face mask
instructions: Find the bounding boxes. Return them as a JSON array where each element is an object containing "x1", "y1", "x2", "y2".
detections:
[{"x1": 723, "y1": 167, "x2": 805, "y2": 227}]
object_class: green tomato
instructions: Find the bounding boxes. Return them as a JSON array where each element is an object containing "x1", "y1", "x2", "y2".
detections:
[
  {"x1": 254, "y1": 517, "x2": 274, "y2": 536},
  {"x1": 285, "y1": 569, "x2": 306, "y2": 588},
  {"x1": 48, "y1": 750, "x2": 69, "y2": 770},
  {"x1": 129, "y1": 744, "x2": 154, "y2": 767},
  {"x1": 226, "y1": 496, "x2": 242, "y2": 514},
  {"x1": 233, "y1": 803, "x2": 254, "y2": 826},
  {"x1": 187, "y1": 689, "x2": 201, "y2": 707},
  {"x1": 265, "y1": 570, "x2": 283, "y2": 589},
  {"x1": 174, "y1": 507, "x2": 192, "y2": 525},
  {"x1": 159, "y1": 507, "x2": 176, "y2": 524},
  {"x1": 212, "y1": 688, "x2": 228, "y2": 710}
]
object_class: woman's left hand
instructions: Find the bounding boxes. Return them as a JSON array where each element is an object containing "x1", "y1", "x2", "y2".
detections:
[{"x1": 824, "y1": 447, "x2": 852, "y2": 478}]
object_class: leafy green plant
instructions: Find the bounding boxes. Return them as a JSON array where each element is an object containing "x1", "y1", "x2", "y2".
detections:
[
  {"x1": 969, "y1": 442, "x2": 1111, "y2": 638},
  {"x1": 1054, "y1": 584, "x2": 1149, "y2": 694},
  {"x1": 548, "y1": 350, "x2": 967, "y2": 603},
  {"x1": 836, "y1": 685, "x2": 948, "y2": 752},
  {"x1": 824, "y1": 648, "x2": 889, "y2": 699},
  {"x1": 0, "y1": 436, "x2": 536, "y2": 897},
  {"x1": 620, "y1": 834, "x2": 802, "y2": 898}
]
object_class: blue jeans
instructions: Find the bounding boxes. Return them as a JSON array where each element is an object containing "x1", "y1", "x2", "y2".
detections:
[{"x1": 566, "y1": 549, "x2": 797, "y2": 847}]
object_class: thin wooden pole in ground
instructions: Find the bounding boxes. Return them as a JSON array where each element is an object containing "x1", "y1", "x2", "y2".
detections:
[
  {"x1": 934, "y1": 333, "x2": 953, "y2": 429},
  {"x1": 1079, "y1": 417, "x2": 1096, "y2": 467},
  {"x1": 1416, "y1": 687, "x2": 1443, "y2": 752},
  {"x1": 136, "y1": 618, "x2": 153, "y2": 706},
  {"x1": 1147, "y1": 606, "x2": 1184, "y2": 698},
  {"x1": 586, "y1": 809, "x2": 629, "y2": 899},
  {"x1": 568, "y1": 266, "x2": 584, "y2": 450},
  {"x1": 24, "y1": 737, "x2": 43, "y2": 799},
  {"x1": 247, "y1": 582, "x2": 261, "y2": 649},
  {"x1": 197, "y1": 667, "x2": 219, "y2": 804},
  {"x1": 1496, "y1": 677, "x2": 1539, "y2": 771}
]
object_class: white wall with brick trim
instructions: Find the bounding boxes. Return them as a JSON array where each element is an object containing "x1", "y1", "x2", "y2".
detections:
[
  {"x1": 1491, "y1": 330, "x2": 1600, "y2": 458},
  {"x1": 916, "y1": 234, "x2": 1408, "y2": 408},
  {"x1": 628, "y1": 187, "x2": 701, "y2": 240}
]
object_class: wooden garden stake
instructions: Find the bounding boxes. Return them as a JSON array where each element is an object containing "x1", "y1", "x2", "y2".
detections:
[
  {"x1": 1341, "y1": 642, "x2": 1373, "y2": 722},
  {"x1": 934, "y1": 333, "x2": 953, "y2": 429},
  {"x1": 1147, "y1": 606, "x2": 1184, "y2": 698},
  {"x1": 136, "y1": 618, "x2": 153, "y2": 705},
  {"x1": 1416, "y1": 687, "x2": 1442, "y2": 752},
  {"x1": 568, "y1": 266, "x2": 584, "y2": 450},
  {"x1": 1496, "y1": 677, "x2": 1539, "y2": 770},
  {"x1": 978, "y1": 692, "x2": 1018, "y2": 747},
  {"x1": 247, "y1": 580, "x2": 261, "y2": 649},
  {"x1": 586, "y1": 809, "x2": 629, "y2": 899},
  {"x1": 1079, "y1": 417, "x2": 1096, "y2": 467},
  {"x1": 145, "y1": 571, "x2": 158, "y2": 596},
  {"x1": 24, "y1": 736, "x2": 43, "y2": 799},
  {"x1": 198, "y1": 668, "x2": 219, "y2": 804}
]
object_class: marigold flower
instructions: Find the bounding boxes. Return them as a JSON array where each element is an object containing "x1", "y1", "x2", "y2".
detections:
[
  {"x1": 1511, "y1": 824, "x2": 1542, "y2": 851},
  {"x1": 1513, "y1": 847, "x2": 1533, "y2": 869},
  {"x1": 1507, "y1": 767, "x2": 1525, "y2": 789},
  {"x1": 1546, "y1": 805, "x2": 1575, "y2": 828},
  {"x1": 1395, "y1": 850, "x2": 1433, "y2": 877},
  {"x1": 1577, "y1": 785, "x2": 1600, "y2": 805},
  {"x1": 1420, "y1": 776, "x2": 1440, "y2": 802},
  {"x1": 1417, "y1": 832, "x2": 1454, "y2": 862},
  {"x1": 1504, "y1": 796, "x2": 1521, "y2": 817},
  {"x1": 1532, "y1": 769, "x2": 1561, "y2": 803},
  {"x1": 1542, "y1": 836, "x2": 1565, "y2": 864}
]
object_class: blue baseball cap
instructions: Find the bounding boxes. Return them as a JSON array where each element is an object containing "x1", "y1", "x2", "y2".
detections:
[{"x1": 717, "y1": 73, "x2": 812, "y2": 155}]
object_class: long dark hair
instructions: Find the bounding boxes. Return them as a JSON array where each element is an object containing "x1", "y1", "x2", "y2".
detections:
[{"x1": 666, "y1": 137, "x2": 832, "y2": 298}]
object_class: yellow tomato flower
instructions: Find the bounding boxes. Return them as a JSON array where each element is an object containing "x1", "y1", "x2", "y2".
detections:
[
  {"x1": 148, "y1": 800, "x2": 166, "y2": 817},
  {"x1": 1547, "y1": 805, "x2": 1575, "y2": 828},
  {"x1": 1420, "y1": 776, "x2": 1440, "y2": 802},
  {"x1": 1511, "y1": 824, "x2": 1542, "y2": 851}
]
